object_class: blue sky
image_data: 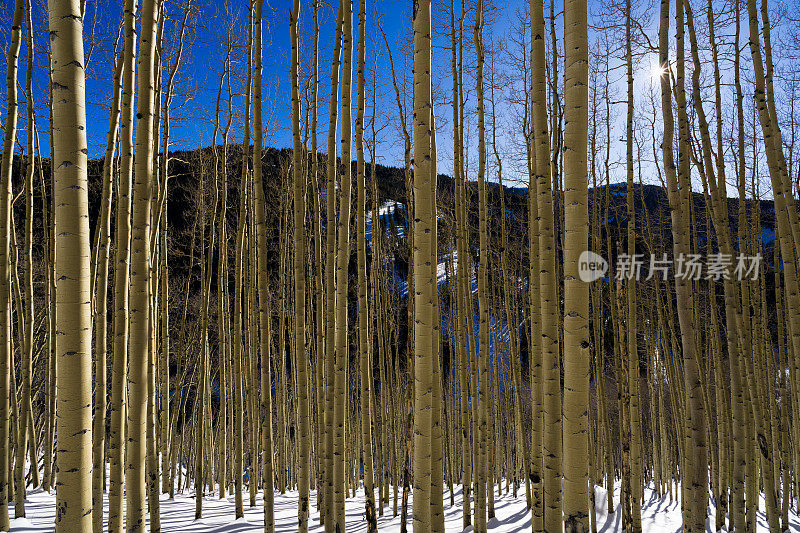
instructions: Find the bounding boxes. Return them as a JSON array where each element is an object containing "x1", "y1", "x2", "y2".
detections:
[{"x1": 2, "y1": 0, "x2": 798, "y2": 197}]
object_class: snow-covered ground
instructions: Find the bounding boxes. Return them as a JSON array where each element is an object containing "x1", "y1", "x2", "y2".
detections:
[{"x1": 7, "y1": 480, "x2": 799, "y2": 532}]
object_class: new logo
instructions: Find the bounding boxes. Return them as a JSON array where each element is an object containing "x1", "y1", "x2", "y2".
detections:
[{"x1": 578, "y1": 251, "x2": 608, "y2": 283}]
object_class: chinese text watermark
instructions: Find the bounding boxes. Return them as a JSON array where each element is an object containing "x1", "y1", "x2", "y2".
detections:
[{"x1": 578, "y1": 251, "x2": 762, "y2": 283}]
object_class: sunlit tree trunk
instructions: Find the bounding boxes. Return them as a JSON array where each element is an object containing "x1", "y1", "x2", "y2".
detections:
[
  {"x1": 0, "y1": 0, "x2": 24, "y2": 527},
  {"x1": 92, "y1": 31, "x2": 124, "y2": 532},
  {"x1": 48, "y1": 0, "x2": 94, "y2": 528},
  {"x1": 531, "y1": 0, "x2": 560, "y2": 528},
  {"x1": 623, "y1": 3, "x2": 642, "y2": 529},
  {"x1": 289, "y1": 0, "x2": 312, "y2": 527},
  {"x1": 527, "y1": 8, "x2": 543, "y2": 528},
  {"x1": 108, "y1": 0, "x2": 138, "y2": 527},
  {"x1": 41, "y1": 123, "x2": 57, "y2": 495},
  {"x1": 251, "y1": 0, "x2": 275, "y2": 528},
  {"x1": 411, "y1": 0, "x2": 435, "y2": 527},
  {"x1": 156, "y1": 2, "x2": 188, "y2": 498},
  {"x1": 15, "y1": 0, "x2": 40, "y2": 514},
  {"x1": 449, "y1": 1, "x2": 472, "y2": 526},
  {"x1": 745, "y1": 10, "x2": 800, "y2": 529},
  {"x1": 322, "y1": 4, "x2": 343, "y2": 531},
  {"x1": 354, "y1": 0, "x2": 377, "y2": 528},
  {"x1": 309, "y1": 0, "x2": 326, "y2": 518},
  {"x1": 658, "y1": 0, "x2": 706, "y2": 528},
  {"x1": 474, "y1": 2, "x2": 490, "y2": 530},
  {"x1": 126, "y1": 0, "x2": 160, "y2": 527},
  {"x1": 562, "y1": 0, "x2": 589, "y2": 526},
  {"x1": 333, "y1": 0, "x2": 353, "y2": 528},
  {"x1": 231, "y1": 0, "x2": 254, "y2": 518}
]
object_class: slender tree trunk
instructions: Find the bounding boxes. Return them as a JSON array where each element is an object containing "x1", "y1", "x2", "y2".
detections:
[
  {"x1": 323, "y1": 4, "x2": 343, "y2": 530},
  {"x1": 15, "y1": 0, "x2": 37, "y2": 514},
  {"x1": 251, "y1": 0, "x2": 275, "y2": 528},
  {"x1": 108, "y1": 0, "x2": 138, "y2": 527},
  {"x1": 290, "y1": 0, "x2": 312, "y2": 528},
  {"x1": 231, "y1": 0, "x2": 254, "y2": 518},
  {"x1": 40, "y1": 125, "x2": 56, "y2": 495},
  {"x1": 623, "y1": 3, "x2": 643, "y2": 529},
  {"x1": 532, "y1": 0, "x2": 560, "y2": 528},
  {"x1": 92, "y1": 32, "x2": 124, "y2": 533},
  {"x1": 0, "y1": 0, "x2": 24, "y2": 528},
  {"x1": 449, "y1": 1, "x2": 472, "y2": 526},
  {"x1": 125, "y1": 0, "x2": 160, "y2": 527},
  {"x1": 658, "y1": 1, "x2": 707, "y2": 528},
  {"x1": 474, "y1": 3, "x2": 491, "y2": 530},
  {"x1": 354, "y1": 0, "x2": 377, "y2": 528},
  {"x1": 333, "y1": 0, "x2": 353, "y2": 528},
  {"x1": 527, "y1": 9, "x2": 543, "y2": 528}
]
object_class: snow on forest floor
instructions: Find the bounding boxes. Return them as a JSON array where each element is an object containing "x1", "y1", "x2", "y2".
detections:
[{"x1": 7, "y1": 480, "x2": 800, "y2": 532}]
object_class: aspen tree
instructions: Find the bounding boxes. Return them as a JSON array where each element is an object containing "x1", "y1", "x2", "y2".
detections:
[
  {"x1": 8, "y1": 296, "x2": 19, "y2": 507},
  {"x1": 0, "y1": 0, "x2": 24, "y2": 528},
  {"x1": 474, "y1": 1, "x2": 491, "y2": 530},
  {"x1": 589, "y1": 70, "x2": 613, "y2": 512},
  {"x1": 290, "y1": 0, "x2": 312, "y2": 527},
  {"x1": 333, "y1": 0, "x2": 354, "y2": 527},
  {"x1": 126, "y1": 0, "x2": 160, "y2": 527},
  {"x1": 209, "y1": 33, "x2": 228, "y2": 498},
  {"x1": 487, "y1": 307, "x2": 497, "y2": 502},
  {"x1": 684, "y1": 4, "x2": 766, "y2": 529},
  {"x1": 48, "y1": 0, "x2": 94, "y2": 527},
  {"x1": 487, "y1": 288, "x2": 498, "y2": 516},
  {"x1": 490, "y1": 69, "x2": 530, "y2": 511},
  {"x1": 429, "y1": 112, "x2": 445, "y2": 533},
  {"x1": 449, "y1": 1, "x2": 472, "y2": 526},
  {"x1": 531, "y1": 0, "x2": 560, "y2": 526},
  {"x1": 231, "y1": 0, "x2": 254, "y2": 518},
  {"x1": 367, "y1": 25, "x2": 388, "y2": 511},
  {"x1": 562, "y1": 0, "x2": 589, "y2": 526},
  {"x1": 658, "y1": 0, "x2": 707, "y2": 528},
  {"x1": 527, "y1": 16, "x2": 544, "y2": 533},
  {"x1": 323, "y1": 3, "x2": 344, "y2": 529},
  {"x1": 354, "y1": 0, "x2": 377, "y2": 527},
  {"x1": 276, "y1": 213, "x2": 287, "y2": 495},
  {"x1": 743, "y1": 143, "x2": 759, "y2": 533},
  {"x1": 250, "y1": 0, "x2": 276, "y2": 528},
  {"x1": 746, "y1": 4, "x2": 800, "y2": 495},
  {"x1": 109, "y1": 0, "x2": 138, "y2": 527},
  {"x1": 309, "y1": 0, "x2": 326, "y2": 516},
  {"x1": 623, "y1": 2, "x2": 643, "y2": 527},
  {"x1": 159, "y1": 200, "x2": 170, "y2": 487},
  {"x1": 41, "y1": 128, "x2": 56, "y2": 494},
  {"x1": 676, "y1": 5, "x2": 708, "y2": 523},
  {"x1": 146, "y1": 11, "x2": 164, "y2": 525},
  {"x1": 776, "y1": 241, "x2": 792, "y2": 529},
  {"x1": 728, "y1": 9, "x2": 747, "y2": 527},
  {"x1": 411, "y1": 0, "x2": 436, "y2": 527},
  {"x1": 15, "y1": 0, "x2": 39, "y2": 513},
  {"x1": 376, "y1": 20, "x2": 415, "y2": 529},
  {"x1": 193, "y1": 184, "x2": 210, "y2": 516},
  {"x1": 702, "y1": 2, "x2": 731, "y2": 525},
  {"x1": 196, "y1": 158, "x2": 218, "y2": 518},
  {"x1": 156, "y1": 3, "x2": 189, "y2": 497},
  {"x1": 246, "y1": 200, "x2": 260, "y2": 508},
  {"x1": 92, "y1": 31, "x2": 125, "y2": 532}
]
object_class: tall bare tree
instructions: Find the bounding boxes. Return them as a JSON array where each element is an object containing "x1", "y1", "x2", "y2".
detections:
[
  {"x1": 0, "y1": 0, "x2": 25, "y2": 528},
  {"x1": 48, "y1": 0, "x2": 94, "y2": 529},
  {"x1": 562, "y1": 0, "x2": 590, "y2": 527}
]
